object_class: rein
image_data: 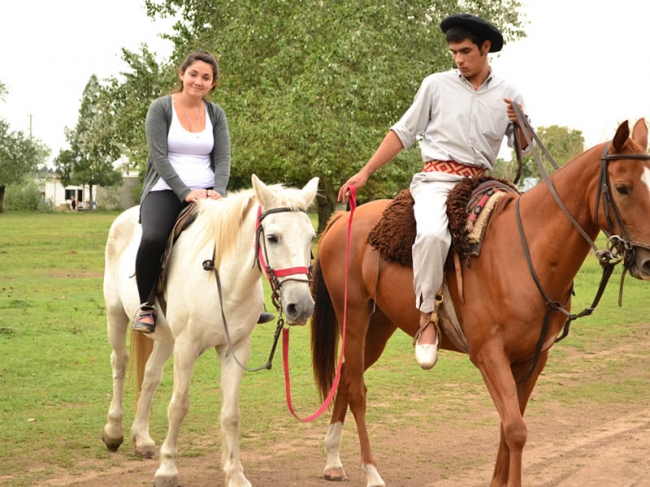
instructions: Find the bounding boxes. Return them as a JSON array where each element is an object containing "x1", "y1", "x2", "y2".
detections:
[
  {"x1": 282, "y1": 186, "x2": 357, "y2": 422},
  {"x1": 511, "y1": 104, "x2": 650, "y2": 381},
  {"x1": 201, "y1": 204, "x2": 312, "y2": 373}
]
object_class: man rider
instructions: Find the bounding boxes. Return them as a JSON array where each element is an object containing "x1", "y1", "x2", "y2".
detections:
[{"x1": 338, "y1": 13, "x2": 530, "y2": 369}]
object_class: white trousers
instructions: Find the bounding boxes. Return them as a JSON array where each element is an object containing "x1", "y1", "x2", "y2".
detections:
[{"x1": 409, "y1": 171, "x2": 463, "y2": 313}]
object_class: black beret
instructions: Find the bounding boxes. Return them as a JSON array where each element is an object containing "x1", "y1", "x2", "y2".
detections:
[{"x1": 440, "y1": 14, "x2": 504, "y2": 53}]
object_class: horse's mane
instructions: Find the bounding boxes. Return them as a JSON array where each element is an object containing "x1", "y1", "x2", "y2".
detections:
[
  {"x1": 190, "y1": 183, "x2": 313, "y2": 270},
  {"x1": 191, "y1": 189, "x2": 257, "y2": 270}
]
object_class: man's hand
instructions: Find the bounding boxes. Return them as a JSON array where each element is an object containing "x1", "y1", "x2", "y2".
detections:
[
  {"x1": 504, "y1": 98, "x2": 524, "y2": 124},
  {"x1": 337, "y1": 171, "x2": 370, "y2": 204}
]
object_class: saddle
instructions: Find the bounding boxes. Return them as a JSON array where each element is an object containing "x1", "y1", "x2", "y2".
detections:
[
  {"x1": 367, "y1": 176, "x2": 518, "y2": 267},
  {"x1": 154, "y1": 203, "x2": 199, "y2": 306},
  {"x1": 366, "y1": 176, "x2": 519, "y2": 353}
]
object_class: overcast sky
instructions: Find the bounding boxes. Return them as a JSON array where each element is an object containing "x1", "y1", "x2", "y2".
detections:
[
  {"x1": 1, "y1": 0, "x2": 648, "y2": 165},
  {"x1": 0, "y1": 1, "x2": 175, "y2": 164}
]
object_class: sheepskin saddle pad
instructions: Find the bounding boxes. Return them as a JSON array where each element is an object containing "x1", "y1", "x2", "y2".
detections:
[{"x1": 366, "y1": 177, "x2": 519, "y2": 267}]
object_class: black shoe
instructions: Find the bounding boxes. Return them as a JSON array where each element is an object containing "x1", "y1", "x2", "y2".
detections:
[
  {"x1": 132, "y1": 305, "x2": 157, "y2": 333},
  {"x1": 257, "y1": 311, "x2": 275, "y2": 324}
]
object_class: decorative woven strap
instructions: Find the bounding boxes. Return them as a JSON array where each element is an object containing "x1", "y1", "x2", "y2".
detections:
[{"x1": 423, "y1": 160, "x2": 486, "y2": 178}]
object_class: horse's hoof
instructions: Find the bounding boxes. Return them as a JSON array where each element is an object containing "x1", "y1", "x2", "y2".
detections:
[
  {"x1": 135, "y1": 443, "x2": 158, "y2": 459},
  {"x1": 102, "y1": 431, "x2": 123, "y2": 452},
  {"x1": 363, "y1": 463, "x2": 386, "y2": 487},
  {"x1": 324, "y1": 467, "x2": 347, "y2": 481},
  {"x1": 153, "y1": 476, "x2": 180, "y2": 487}
]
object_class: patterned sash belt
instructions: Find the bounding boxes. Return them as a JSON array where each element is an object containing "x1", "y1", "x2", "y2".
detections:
[{"x1": 423, "y1": 160, "x2": 486, "y2": 178}]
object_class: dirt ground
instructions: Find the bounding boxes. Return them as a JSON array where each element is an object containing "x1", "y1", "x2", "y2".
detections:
[
  {"x1": 34, "y1": 407, "x2": 650, "y2": 487},
  {"x1": 20, "y1": 325, "x2": 650, "y2": 487}
]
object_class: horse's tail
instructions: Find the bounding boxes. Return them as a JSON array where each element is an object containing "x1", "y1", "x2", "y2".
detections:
[
  {"x1": 310, "y1": 249, "x2": 340, "y2": 402},
  {"x1": 311, "y1": 211, "x2": 349, "y2": 401},
  {"x1": 129, "y1": 329, "x2": 154, "y2": 401}
]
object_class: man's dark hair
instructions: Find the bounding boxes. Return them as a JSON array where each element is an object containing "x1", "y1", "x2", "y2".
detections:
[{"x1": 445, "y1": 26, "x2": 485, "y2": 50}]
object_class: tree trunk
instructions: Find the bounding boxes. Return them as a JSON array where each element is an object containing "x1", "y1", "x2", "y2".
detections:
[
  {"x1": 316, "y1": 178, "x2": 340, "y2": 234},
  {"x1": 0, "y1": 185, "x2": 5, "y2": 213}
]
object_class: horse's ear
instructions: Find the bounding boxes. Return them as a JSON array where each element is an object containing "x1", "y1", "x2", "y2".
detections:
[
  {"x1": 631, "y1": 118, "x2": 648, "y2": 151},
  {"x1": 251, "y1": 174, "x2": 273, "y2": 206},
  {"x1": 611, "y1": 120, "x2": 630, "y2": 153},
  {"x1": 300, "y1": 177, "x2": 319, "y2": 208}
]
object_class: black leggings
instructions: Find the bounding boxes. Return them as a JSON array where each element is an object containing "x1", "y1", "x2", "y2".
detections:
[{"x1": 135, "y1": 190, "x2": 189, "y2": 304}]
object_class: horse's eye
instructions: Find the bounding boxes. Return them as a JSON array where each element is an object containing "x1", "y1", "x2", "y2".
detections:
[
  {"x1": 266, "y1": 234, "x2": 278, "y2": 244},
  {"x1": 615, "y1": 184, "x2": 629, "y2": 196}
]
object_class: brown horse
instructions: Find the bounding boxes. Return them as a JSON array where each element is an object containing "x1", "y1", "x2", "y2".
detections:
[{"x1": 310, "y1": 119, "x2": 650, "y2": 487}]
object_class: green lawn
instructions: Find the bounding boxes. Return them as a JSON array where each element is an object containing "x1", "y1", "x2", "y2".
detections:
[{"x1": 0, "y1": 211, "x2": 649, "y2": 486}]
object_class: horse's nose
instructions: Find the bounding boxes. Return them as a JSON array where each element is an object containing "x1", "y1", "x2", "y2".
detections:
[
  {"x1": 631, "y1": 247, "x2": 650, "y2": 280},
  {"x1": 641, "y1": 258, "x2": 650, "y2": 279},
  {"x1": 285, "y1": 298, "x2": 315, "y2": 325}
]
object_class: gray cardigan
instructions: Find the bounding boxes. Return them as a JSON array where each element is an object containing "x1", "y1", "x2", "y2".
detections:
[{"x1": 140, "y1": 94, "x2": 231, "y2": 204}]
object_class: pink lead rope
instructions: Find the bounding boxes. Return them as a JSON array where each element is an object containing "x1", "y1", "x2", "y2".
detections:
[{"x1": 282, "y1": 185, "x2": 357, "y2": 422}]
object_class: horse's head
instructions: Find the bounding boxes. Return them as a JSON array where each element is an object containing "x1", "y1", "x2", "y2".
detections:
[
  {"x1": 252, "y1": 174, "x2": 319, "y2": 324},
  {"x1": 599, "y1": 118, "x2": 650, "y2": 280}
]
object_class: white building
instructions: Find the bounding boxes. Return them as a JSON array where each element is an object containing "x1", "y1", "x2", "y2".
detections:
[{"x1": 42, "y1": 156, "x2": 140, "y2": 210}]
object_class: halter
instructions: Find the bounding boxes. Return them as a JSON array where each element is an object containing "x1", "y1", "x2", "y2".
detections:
[
  {"x1": 202, "y1": 203, "x2": 312, "y2": 373},
  {"x1": 511, "y1": 104, "x2": 650, "y2": 381}
]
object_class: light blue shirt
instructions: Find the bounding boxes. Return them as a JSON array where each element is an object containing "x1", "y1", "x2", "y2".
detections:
[{"x1": 390, "y1": 68, "x2": 526, "y2": 170}]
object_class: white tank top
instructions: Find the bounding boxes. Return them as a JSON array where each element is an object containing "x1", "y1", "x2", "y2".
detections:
[{"x1": 150, "y1": 102, "x2": 215, "y2": 192}]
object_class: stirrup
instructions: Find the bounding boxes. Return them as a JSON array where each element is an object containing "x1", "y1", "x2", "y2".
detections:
[
  {"x1": 413, "y1": 311, "x2": 442, "y2": 348},
  {"x1": 131, "y1": 304, "x2": 157, "y2": 334},
  {"x1": 413, "y1": 293, "x2": 444, "y2": 347},
  {"x1": 414, "y1": 312, "x2": 441, "y2": 370},
  {"x1": 257, "y1": 311, "x2": 275, "y2": 324}
]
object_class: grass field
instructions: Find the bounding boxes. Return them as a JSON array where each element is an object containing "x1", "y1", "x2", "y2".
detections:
[{"x1": 0, "y1": 210, "x2": 649, "y2": 486}]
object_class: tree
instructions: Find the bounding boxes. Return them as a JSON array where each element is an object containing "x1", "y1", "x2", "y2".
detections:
[
  {"x1": 94, "y1": 46, "x2": 175, "y2": 173},
  {"x1": 0, "y1": 80, "x2": 50, "y2": 212},
  {"x1": 144, "y1": 0, "x2": 526, "y2": 231},
  {"x1": 0, "y1": 118, "x2": 50, "y2": 213},
  {"x1": 54, "y1": 75, "x2": 123, "y2": 204},
  {"x1": 493, "y1": 125, "x2": 585, "y2": 182}
]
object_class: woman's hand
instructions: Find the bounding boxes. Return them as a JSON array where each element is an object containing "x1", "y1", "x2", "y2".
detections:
[{"x1": 185, "y1": 189, "x2": 222, "y2": 203}]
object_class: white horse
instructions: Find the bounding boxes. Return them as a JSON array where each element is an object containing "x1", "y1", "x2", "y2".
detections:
[{"x1": 102, "y1": 175, "x2": 319, "y2": 487}]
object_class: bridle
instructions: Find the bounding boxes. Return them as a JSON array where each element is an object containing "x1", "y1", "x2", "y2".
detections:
[
  {"x1": 202, "y1": 204, "x2": 312, "y2": 373},
  {"x1": 511, "y1": 104, "x2": 650, "y2": 381},
  {"x1": 254, "y1": 205, "x2": 313, "y2": 309},
  {"x1": 594, "y1": 147, "x2": 650, "y2": 267}
]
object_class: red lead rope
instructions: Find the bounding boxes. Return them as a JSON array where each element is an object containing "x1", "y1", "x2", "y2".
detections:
[{"x1": 282, "y1": 186, "x2": 357, "y2": 422}]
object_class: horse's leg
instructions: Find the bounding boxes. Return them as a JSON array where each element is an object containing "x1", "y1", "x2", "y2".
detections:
[
  {"x1": 475, "y1": 346, "x2": 547, "y2": 487},
  {"x1": 324, "y1": 308, "x2": 395, "y2": 487},
  {"x1": 356, "y1": 312, "x2": 396, "y2": 487},
  {"x1": 323, "y1": 305, "x2": 370, "y2": 483},
  {"x1": 102, "y1": 306, "x2": 129, "y2": 452},
  {"x1": 323, "y1": 361, "x2": 350, "y2": 481},
  {"x1": 130, "y1": 341, "x2": 174, "y2": 459},
  {"x1": 490, "y1": 351, "x2": 549, "y2": 487},
  {"x1": 153, "y1": 340, "x2": 201, "y2": 487},
  {"x1": 216, "y1": 338, "x2": 252, "y2": 487}
]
